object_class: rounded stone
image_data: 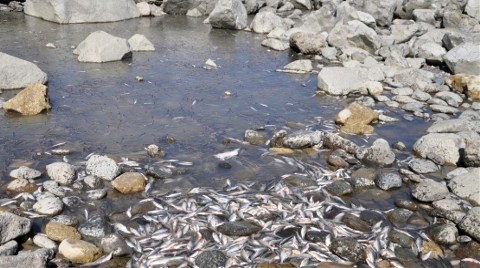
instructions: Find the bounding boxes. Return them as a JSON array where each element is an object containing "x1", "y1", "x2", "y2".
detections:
[
  {"x1": 33, "y1": 197, "x2": 63, "y2": 216},
  {"x1": 408, "y1": 159, "x2": 439, "y2": 174},
  {"x1": 33, "y1": 234, "x2": 58, "y2": 250},
  {"x1": 86, "y1": 155, "x2": 120, "y2": 181},
  {"x1": 412, "y1": 179, "x2": 449, "y2": 202},
  {"x1": 375, "y1": 173, "x2": 403, "y2": 190},
  {"x1": 195, "y1": 250, "x2": 228, "y2": 268},
  {"x1": 45, "y1": 222, "x2": 81, "y2": 242},
  {"x1": 217, "y1": 221, "x2": 261, "y2": 236},
  {"x1": 9, "y1": 166, "x2": 42, "y2": 180},
  {"x1": 46, "y1": 162, "x2": 76, "y2": 185},
  {"x1": 6, "y1": 178, "x2": 38, "y2": 193},
  {"x1": 50, "y1": 215, "x2": 79, "y2": 226},
  {"x1": 330, "y1": 237, "x2": 366, "y2": 263},
  {"x1": 59, "y1": 239, "x2": 102, "y2": 264},
  {"x1": 429, "y1": 224, "x2": 458, "y2": 245},
  {"x1": 100, "y1": 234, "x2": 132, "y2": 256},
  {"x1": 111, "y1": 172, "x2": 146, "y2": 194},
  {"x1": 325, "y1": 180, "x2": 353, "y2": 196}
]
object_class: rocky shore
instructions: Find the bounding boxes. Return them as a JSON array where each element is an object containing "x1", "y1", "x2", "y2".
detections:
[{"x1": 0, "y1": 0, "x2": 479, "y2": 267}]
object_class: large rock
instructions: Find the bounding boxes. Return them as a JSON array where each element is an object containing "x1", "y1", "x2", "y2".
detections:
[
  {"x1": 349, "y1": 0, "x2": 398, "y2": 26},
  {"x1": 0, "y1": 248, "x2": 53, "y2": 268},
  {"x1": 0, "y1": 53, "x2": 48, "y2": 90},
  {"x1": 73, "y1": 31, "x2": 131, "y2": 63},
  {"x1": 46, "y1": 162, "x2": 76, "y2": 185},
  {"x1": 59, "y1": 239, "x2": 102, "y2": 264},
  {"x1": 412, "y1": 179, "x2": 449, "y2": 202},
  {"x1": 78, "y1": 215, "x2": 112, "y2": 238},
  {"x1": 444, "y1": 42, "x2": 480, "y2": 75},
  {"x1": 466, "y1": 0, "x2": 480, "y2": 22},
  {"x1": 111, "y1": 172, "x2": 146, "y2": 194},
  {"x1": 283, "y1": 130, "x2": 323, "y2": 149},
  {"x1": 24, "y1": 0, "x2": 140, "y2": 23},
  {"x1": 448, "y1": 168, "x2": 480, "y2": 206},
  {"x1": 413, "y1": 133, "x2": 465, "y2": 165},
  {"x1": 446, "y1": 74, "x2": 480, "y2": 101},
  {"x1": 317, "y1": 67, "x2": 383, "y2": 96},
  {"x1": 363, "y1": 139, "x2": 396, "y2": 166},
  {"x1": 458, "y1": 207, "x2": 480, "y2": 241},
  {"x1": 45, "y1": 223, "x2": 81, "y2": 242},
  {"x1": 0, "y1": 212, "x2": 32, "y2": 244},
  {"x1": 464, "y1": 138, "x2": 480, "y2": 167},
  {"x1": 3, "y1": 83, "x2": 51, "y2": 115},
  {"x1": 336, "y1": 102, "x2": 378, "y2": 135},
  {"x1": 128, "y1": 34, "x2": 155, "y2": 51},
  {"x1": 207, "y1": 0, "x2": 247, "y2": 30},
  {"x1": 327, "y1": 20, "x2": 381, "y2": 54},
  {"x1": 162, "y1": 0, "x2": 196, "y2": 15},
  {"x1": 9, "y1": 166, "x2": 42, "y2": 180},
  {"x1": 250, "y1": 11, "x2": 285, "y2": 34},
  {"x1": 289, "y1": 32, "x2": 327, "y2": 55},
  {"x1": 85, "y1": 155, "x2": 121, "y2": 181}
]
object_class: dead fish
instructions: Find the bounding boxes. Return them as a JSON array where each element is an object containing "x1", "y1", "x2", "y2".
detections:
[{"x1": 214, "y1": 148, "x2": 240, "y2": 161}]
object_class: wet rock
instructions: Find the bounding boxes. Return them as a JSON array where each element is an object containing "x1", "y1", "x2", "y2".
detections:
[
  {"x1": 78, "y1": 215, "x2": 112, "y2": 238},
  {"x1": 195, "y1": 250, "x2": 228, "y2": 268},
  {"x1": 86, "y1": 155, "x2": 121, "y2": 181},
  {"x1": 336, "y1": 102, "x2": 378, "y2": 135},
  {"x1": 111, "y1": 172, "x2": 146, "y2": 194},
  {"x1": 128, "y1": 34, "x2": 155, "y2": 51},
  {"x1": 330, "y1": 237, "x2": 366, "y2": 263},
  {"x1": 327, "y1": 155, "x2": 349, "y2": 169},
  {"x1": 409, "y1": 159, "x2": 439, "y2": 174},
  {"x1": 244, "y1": 129, "x2": 267, "y2": 145},
  {"x1": 421, "y1": 240, "x2": 444, "y2": 259},
  {"x1": 279, "y1": 60, "x2": 313, "y2": 74},
  {"x1": 364, "y1": 139, "x2": 396, "y2": 166},
  {"x1": 0, "y1": 240, "x2": 17, "y2": 256},
  {"x1": 375, "y1": 173, "x2": 402, "y2": 191},
  {"x1": 73, "y1": 31, "x2": 131, "y2": 63},
  {"x1": 283, "y1": 130, "x2": 323, "y2": 149},
  {"x1": 261, "y1": 38, "x2": 289, "y2": 51},
  {"x1": 322, "y1": 133, "x2": 360, "y2": 155},
  {"x1": 412, "y1": 179, "x2": 449, "y2": 202},
  {"x1": 207, "y1": 0, "x2": 247, "y2": 30},
  {"x1": 319, "y1": 66, "x2": 382, "y2": 96},
  {"x1": 257, "y1": 264, "x2": 295, "y2": 268},
  {"x1": 6, "y1": 179, "x2": 37, "y2": 193},
  {"x1": 388, "y1": 230, "x2": 414, "y2": 248},
  {"x1": 162, "y1": 0, "x2": 196, "y2": 15},
  {"x1": 328, "y1": 20, "x2": 380, "y2": 54},
  {"x1": 43, "y1": 181, "x2": 67, "y2": 197},
  {"x1": 429, "y1": 224, "x2": 458, "y2": 245},
  {"x1": 9, "y1": 166, "x2": 41, "y2": 180},
  {"x1": 283, "y1": 174, "x2": 317, "y2": 187},
  {"x1": 59, "y1": 239, "x2": 102, "y2": 264},
  {"x1": 136, "y1": 2, "x2": 150, "y2": 16},
  {"x1": 218, "y1": 221, "x2": 260, "y2": 236},
  {"x1": 145, "y1": 144, "x2": 165, "y2": 158},
  {"x1": 413, "y1": 133, "x2": 464, "y2": 165},
  {"x1": 33, "y1": 234, "x2": 57, "y2": 250},
  {"x1": 0, "y1": 248, "x2": 53, "y2": 268},
  {"x1": 342, "y1": 214, "x2": 371, "y2": 232},
  {"x1": 250, "y1": 11, "x2": 285, "y2": 34},
  {"x1": 325, "y1": 181, "x2": 353, "y2": 196},
  {"x1": 444, "y1": 42, "x2": 480, "y2": 75},
  {"x1": 50, "y1": 215, "x2": 79, "y2": 226},
  {"x1": 45, "y1": 222, "x2": 81, "y2": 242},
  {"x1": 46, "y1": 162, "x2": 76, "y2": 185},
  {"x1": 349, "y1": 177, "x2": 376, "y2": 190},
  {"x1": 443, "y1": 11, "x2": 479, "y2": 32},
  {"x1": 101, "y1": 234, "x2": 132, "y2": 256},
  {"x1": 0, "y1": 212, "x2": 31, "y2": 244},
  {"x1": 448, "y1": 168, "x2": 480, "y2": 206},
  {"x1": 86, "y1": 189, "x2": 107, "y2": 200},
  {"x1": 33, "y1": 197, "x2": 63, "y2": 216},
  {"x1": 0, "y1": 52, "x2": 48, "y2": 90},
  {"x1": 387, "y1": 208, "x2": 414, "y2": 226},
  {"x1": 455, "y1": 241, "x2": 480, "y2": 259},
  {"x1": 3, "y1": 83, "x2": 51, "y2": 115},
  {"x1": 84, "y1": 175, "x2": 102, "y2": 189},
  {"x1": 289, "y1": 32, "x2": 327, "y2": 55}
]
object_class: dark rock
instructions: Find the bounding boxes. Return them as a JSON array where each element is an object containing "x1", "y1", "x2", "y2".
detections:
[
  {"x1": 388, "y1": 230, "x2": 414, "y2": 248},
  {"x1": 195, "y1": 250, "x2": 228, "y2": 268},
  {"x1": 327, "y1": 155, "x2": 350, "y2": 169},
  {"x1": 283, "y1": 174, "x2": 317, "y2": 187},
  {"x1": 387, "y1": 208, "x2": 414, "y2": 226},
  {"x1": 325, "y1": 181, "x2": 353, "y2": 196},
  {"x1": 323, "y1": 133, "x2": 361, "y2": 155},
  {"x1": 78, "y1": 214, "x2": 112, "y2": 238},
  {"x1": 342, "y1": 214, "x2": 371, "y2": 232},
  {"x1": 360, "y1": 210, "x2": 386, "y2": 226},
  {"x1": 330, "y1": 237, "x2": 366, "y2": 263},
  {"x1": 455, "y1": 241, "x2": 480, "y2": 259},
  {"x1": 375, "y1": 173, "x2": 403, "y2": 190},
  {"x1": 429, "y1": 224, "x2": 458, "y2": 245},
  {"x1": 395, "y1": 199, "x2": 418, "y2": 211},
  {"x1": 305, "y1": 231, "x2": 329, "y2": 243},
  {"x1": 217, "y1": 221, "x2": 260, "y2": 236}
]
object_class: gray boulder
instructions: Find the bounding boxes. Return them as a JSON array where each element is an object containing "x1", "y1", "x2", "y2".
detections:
[
  {"x1": 0, "y1": 212, "x2": 32, "y2": 244},
  {"x1": 348, "y1": 0, "x2": 398, "y2": 26},
  {"x1": 413, "y1": 133, "x2": 465, "y2": 165},
  {"x1": 417, "y1": 42, "x2": 446, "y2": 64},
  {"x1": 328, "y1": 20, "x2": 381, "y2": 54},
  {"x1": 363, "y1": 139, "x2": 396, "y2": 166},
  {"x1": 0, "y1": 241, "x2": 18, "y2": 256},
  {"x1": 412, "y1": 179, "x2": 449, "y2": 202},
  {"x1": 0, "y1": 52, "x2": 47, "y2": 90},
  {"x1": 390, "y1": 21, "x2": 420, "y2": 44},
  {"x1": 207, "y1": 0, "x2": 247, "y2": 30},
  {"x1": 448, "y1": 168, "x2": 480, "y2": 206},
  {"x1": 458, "y1": 207, "x2": 480, "y2": 241},
  {"x1": 464, "y1": 138, "x2": 480, "y2": 167},
  {"x1": 283, "y1": 130, "x2": 323, "y2": 149},
  {"x1": 317, "y1": 66, "x2": 383, "y2": 96},
  {"x1": 46, "y1": 162, "x2": 76, "y2": 185},
  {"x1": 443, "y1": 11, "x2": 480, "y2": 32},
  {"x1": 85, "y1": 155, "x2": 121, "y2": 181},
  {"x1": 444, "y1": 42, "x2": 480, "y2": 75},
  {"x1": 0, "y1": 248, "x2": 53, "y2": 268},
  {"x1": 250, "y1": 11, "x2": 285, "y2": 34},
  {"x1": 128, "y1": 34, "x2": 155, "y2": 51},
  {"x1": 73, "y1": 31, "x2": 131, "y2": 63},
  {"x1": 375, "y1": 173, "x2": 402, "y2": 190},
  {"x1": 466, "y1": 0, "x2": 480, "y2": 22},
  {"x1": 9, "y1": 166, "x2": 42, "y2": 180},
  {"x1": 24, "y1": 0, "x2": 140, "y2": 23},
  {"x1": 289, "y1": 32, "x2": 327, "y2": 55}
]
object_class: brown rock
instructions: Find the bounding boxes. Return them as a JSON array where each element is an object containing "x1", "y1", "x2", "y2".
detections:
[
  {"x1": 269, "y1": 147, "x2": 295, "y2": 155},
  {"x1": 45, "y1": 222, "x2": 81, "y2": 242},
  {"x1": 6, "y1": 178, "x2": 38, "y2": 193},
  {"x1": 421, "y1": 240, "x2": 443, "y2": 259},
  {"x1": 111, "y1": 172, "x2": 146, "y2": 194},
  {"x1": 446, "y1": 74, "x2": 480, "y2": 100},
  {"x1": 3, "y1": 83, "x2": 51, "y2": 115},
  {"x1": 341, "y1": 124, "x2": 375, "y2": 135},
  {"x1": 337, "y1": 102, "x2": 378, "y2": 135},
  {"x1": 59, "y1": 239, "x2": 102, "y2": 264}
]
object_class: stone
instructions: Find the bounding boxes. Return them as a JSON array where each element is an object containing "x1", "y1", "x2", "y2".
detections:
[
  {"x1": 86, "y1": 155, "x2": 120, "y2": 181},
  {"x1": 217, "y1": 221, "x2": 261, "y2": 236},
  {"x1": 0, "y1": 52, "x2": 48, "y2": 90},
  {"x1": 327, "y1": 155, "x2": 350, "y2": 169},
  {"x1": 9, "y1": 166, "x2": 41, "y2": 180},
  {"x1": 45, "y1": 222, "x2": 81, "y2": 242},
  {"x1": 46, "y1": 162, "x2": 76, "y2": 185},
  {"x1": 207, "y1": 0, "x2": 247, "y2": 30},
  {"x1": 412, "y1": 179, "x2": 449, "y2": 202},
  {"x1": 0, "y1": 240, "x2": 18, "y2": 256},
  {"x1": 426, "y1": 118, "x2": 478, "y2": 133},
  {"x1": 464, "y1": 138, "x2": 480, "y2": 167},
  {"x1": 322, "y1": 133, "x2": 361, "y2": 155},
  {"x1": 444, "y1": 42, "x2": 480, "y2": 75},
  {"x1": 59, "y1": 239, "x2": 102, "y2": 264},
  {"x1": 443, "y1": 11, "x2": 479, "y2": 32},
  {"x1": 417, "y1": 42, "x2": 446, "y2": 64},
  {"x1": 250, "y1": 11, "x2": 285, "y2": 34},
  {"x1": 325, "y1": 181, "x2": 353, "y2": 196},
  {"x1": 24, "y1": 0, "x2": 140, "y2": 23},
  {"x1": 283, "y1": 130, "x2": 323, "y2": 149},
  {"x1": 409, "y1": 159, "x2": 439, "y2": 174},
  {"x1": 42, "y1": 180, "x2": 68, "y2": 197},
  {"x1": 244, "y1": 129, "x2": 267, "y2": 145},
  {"x1": 349, "y1": 0, "x2": 397, "y2": 26},
  {"x1": 317, "y1": 67, "x2": 383, "y2": 96},
  {"x1": 6, "y1": 178, "x2": 37, "y2": 193},
  {"x1": 50, "y1": 215, "x2": 79, "y2": 226},
  {"x1": 342, "y1": 214, "x2": 371, "y2": 232},
  {"x1": 390, "y1": 22, "x2": 419, "y2": 44},
  {"x1": 446, "y1": 74, "x2": 480, "y2": 101},
  {"x1": 429, "y1": 224, "x2": 458, "y2": 245},
  {"x1": 136, "y1": 2, "x2": 150, "y2": 16},
  {"x1": 411, "y1": 90, "x2": 431, "y2": 102},
  {"x1": 280, "y1": 60, "x2": 312, "y2": 74},
  {"x1": 375, "y1": 173, "x2": 402, "y2": 191},
  {"x1": 337, "y1": 102, "x2": 378, "y2": 135},
  {"x1": 327, "y1": 20, "x2": 381, "y2": 54},
  {"x1": 430, "y1": 104, "x2": 459, "y2": 114},
  {"x1": 261, "y1": 38, "x2": 289, "y2": 51},
  {"x1": 413, "y1": 133, "x2": 465, "y2": 165},
  {"x1": 458, "y1": 207, "x2": 480, "y2": 241},
  {"x1": 111, "y1": 172, "x2": 146, "y2": 194},
  {"x1": 388, "y1": 230, "x2": 414, "y2": 248},
  {"x1": 128, "y1": 34, "x2": 155, "y2": 51},
  {"x1": 387, "y1": 208, "x2": 414, "y2": 226},
  {"x1": 330, "y1": 238, "x2": 366, "y2": 263},
  {"x1": 33, "y1": 234, "x2": 57, "y2": 250},
  {"x1": 73, "y1": 31, "x2": 131, "y2": 63},
  {"x1": 466, "y1": 0, "x2": 480, "y2": 21},
  {"x1": 0, "y1": 212, "x2": 31, "y2": 244},
  {"x1": 364, "y1": 139, "x2": 396, "y2": 166},
  {"x1": 33, "y1": 197, "x2": 63, "y2": 216},
  {"x1": 101, "y1": 234, "x2": 132, "y2": 256},
  {"x1": 412, "y1": 9, "x2": 436, "y2": 25},
  {"x1": 435, "y1": 91, "x2": 463, "y2": 107},
  {"x1": 195, "y1": 250, "x2": 228, "y2": 268},
  {"x1": 3, "y1": 83, "x2": 51, "y2": 115},
  {"x1": 78, "y1": 215, "x2": 112, "y2": 238},
  {"x1": 86, "y1": 189, "x2": 107, "y2": 200},
  {"x1": 448, "y1": 168, "x2": 480, "y2": 206},
  {"x1": 0, "y1": 248, "x2": 53, "y2": 268},
  {"x1": 289, "y1": 32, "x2": 327, "y2": 55},
  {"x1": 150, "y1": 4, "x2": 165, "y2": 16}
]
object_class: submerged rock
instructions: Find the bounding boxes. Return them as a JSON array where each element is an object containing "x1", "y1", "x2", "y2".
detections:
[
  {"x1": 3, "y1": 83, "x2": 51, "y2": 115},
  {"x1": 218, "y1": 221, "x2": 261, "y2": 236},
  {"x1": 73, "y1": 31, "x2": 131, "y2": 63},
  {"x1": 329, "y1": 237, "x2": 366, "y2": 263},
  {"x1": 111, "y1": 172, "x2": 146, "y2": 194},
  {"x1": 0, "y1": 52, "x2": 48, "y2": 90},
  {"x1": 195, "y1": 250, "x2": 228, "y2": 268}
]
